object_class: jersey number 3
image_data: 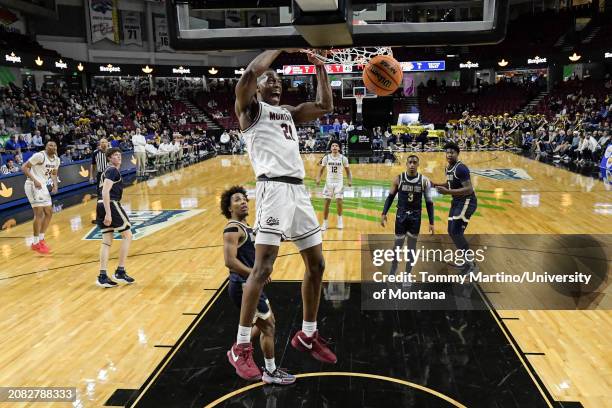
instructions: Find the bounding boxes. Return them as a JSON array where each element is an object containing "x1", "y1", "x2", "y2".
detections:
[{"x1": 280, "y1": 123, "x2": 294, "y2": 141}]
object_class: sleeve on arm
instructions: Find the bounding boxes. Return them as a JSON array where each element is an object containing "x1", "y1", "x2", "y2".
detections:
[
  {"x1": 422, "y1": 176, "x2": 433, "y2": 202},
  {"x1": 105, "y1": 167, "x2": 121, "y2": 182},
  {"x1": 455, "y1": 164, "x2": 471, "y2": 182},
  {"x1": 28, "y1": 152, "x2": 43, "y2": 166}
]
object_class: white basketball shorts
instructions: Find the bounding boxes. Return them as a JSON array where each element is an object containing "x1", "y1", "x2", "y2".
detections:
[
  {"x1": 254, "y1": 180, "x2": 322, "y2": 251},
  {"x1": 322, "y1": 183, "x2": 344, "y2": 199},
  {"x1": 25, "y1": 180, "x2": 52, "y2": 208}
]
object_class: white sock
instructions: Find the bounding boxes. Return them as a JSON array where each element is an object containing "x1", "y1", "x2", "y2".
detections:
[
  {"x1": 302, "y1": 320, "x2": 317, "y2": 337},
  {"x1": 32, "y1": 236, "x2": 39, "y2": 244},
  {"x1": 236, "y1": 325, "x2": 251, "y2": 344},
  {"x1": 264, "y1": 358, "x2": 276, "y2": 373},
  {"x1": 338, "y1": 216, "x2": 343, "y2": 222},
  {"x1": 39, "y1": 233, "x2": 45, "y2": 241}
]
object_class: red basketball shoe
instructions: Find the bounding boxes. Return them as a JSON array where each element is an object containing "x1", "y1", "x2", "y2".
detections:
[
  {"x1": 227, "y1": 342, "x2": 262, "y2": 381},
  {"x1": 291, "y1": 330, "x2": 337, "y2": 364}
]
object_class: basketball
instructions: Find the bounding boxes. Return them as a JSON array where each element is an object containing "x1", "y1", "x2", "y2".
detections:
[{"x1": 362, "y1": 55, "x2": 403, "y2": 96}]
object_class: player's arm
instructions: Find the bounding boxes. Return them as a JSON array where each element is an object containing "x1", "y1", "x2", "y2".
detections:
[
  {"x1": 438, "y1": 165, "x2": 474, "y2": 196},
  {"x1": 101, "y1": 177, "x2": 114, "y2": 226},
  {"x1": 222, "y1": 228, "x2": 252, "y2": 278},
  {"x1": 50, "y1": 168, "x2": 59, "y2": 194},
  {"x1": 316, "y1": 162, "x2": 325, "y2": 186},
  {"x1": 344, "y1": 160, "x2": 352, "y2": 186},
  {"x1": 235, "y1": 50, "x2": 283, "y2": 116},
  {"x1": 22, "y1": 156, "x2": 42, "y2": 189},
  {"x1": 381, "y1": 176, "x2": 399, "y2": 227},
  {"x1": 423, "y1": 177, "x2": 435, "y2": 234},
  {"x1": 285, "y1": 57, "x2": 333, "y2": 124}
]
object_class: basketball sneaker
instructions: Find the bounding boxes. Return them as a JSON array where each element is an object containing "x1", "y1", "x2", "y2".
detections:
[
  {"x1": 38, "y1": 240, "x2": 50, "y2": 254},
  {"x1": 227, "y1": 342, "x2": 262, "y2": 381},
  {"x1": 262, "y1": 368, "x2": 296, "y2": 385},
  {"x1": 291, "y1": 330, "x2": 337, "y2": 364},
  {"x1": 30, "y1": 243, "x2": 41, "y2": 253},
  {"x1": 96, "y1": 275, "x2": 118, "y2": 288},
  {"x1": 114, "y1": 270, "x2": 135, "y2": 284}
]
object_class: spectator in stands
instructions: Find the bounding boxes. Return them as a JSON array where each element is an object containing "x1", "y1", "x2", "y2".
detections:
[
  {"x1": 132, "y1": 129, "x2": 147, "y2": 178},
  {"x1": 0, "y1": 159, "x2": 19, "y2": 175},
  {"x1": 597, "y1": 131, "x2": 610, "y2": 151},
  {"x1": 521, "y1": 132, "x2": 533, "y2": 152},
  {"x1": 145, "y1": 139, "x2": 161, "y2": 166},
  {"x1": 60, "y1": 149, "x2": 74, "y2": 164},
  {"x1": 305, "y1": 137, "x2": 316, "y2": 152},
  {"x1": 575, "y1": 132, "x2": 598, "y2": 166},
  {"x1": 158, "y1": 139, "x2": 174, "y2": 164},
  {"x1": 17, "y1": 134, "x2": 29, "y2": 151},
  {"x1": 333, "y1": 119, "x2": 341, "y2": 136},
  {"x1": 5, "y1": 134, "x2": 20, "y2": 153},
  {"x1": 14, "y1": 152, "x2": 23, "y2": 168}
]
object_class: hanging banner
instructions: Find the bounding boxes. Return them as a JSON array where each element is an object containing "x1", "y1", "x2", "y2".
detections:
[
  {"x1": 0, "y1": 7, "x2": 25, "y2": 34},
  {"x1": 122, "y1": 11, "x2": 142, "y2": 46},
  {"x1": 154, "y1": 16, "x2": 171, "y2": 51},
  {"x1": 89, "y1": 0, "x2": 119, "y2": 43}
]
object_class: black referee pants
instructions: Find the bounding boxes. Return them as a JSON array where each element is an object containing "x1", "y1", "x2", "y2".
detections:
[{"x1": 96, "y1": 171, "x2": 102, "y2": 196}]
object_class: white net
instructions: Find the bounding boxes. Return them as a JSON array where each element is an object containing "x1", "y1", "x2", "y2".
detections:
[{"x1": 301, "y1": 47, "x2": 393, "y2": 65}]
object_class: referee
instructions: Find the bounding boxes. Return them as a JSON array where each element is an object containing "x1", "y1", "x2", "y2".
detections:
[{"x1": 90, "y1": 138, "x2": 110, "y2": 197}]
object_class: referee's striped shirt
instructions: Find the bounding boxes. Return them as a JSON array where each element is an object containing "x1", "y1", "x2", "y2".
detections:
[{"x1": 92, "y1": 149, "x2": 110, "y2": 174}]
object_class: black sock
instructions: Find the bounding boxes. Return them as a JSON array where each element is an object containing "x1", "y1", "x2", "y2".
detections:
[
  {"x1": 116, "y1": 266, "x2": 125, "y2": 273},
  {"x1": 99, "y1": 270, "x2": 107, "y2": 277}
]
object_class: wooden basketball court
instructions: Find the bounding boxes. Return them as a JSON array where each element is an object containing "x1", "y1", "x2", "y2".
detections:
[{"x1": 0, "y1": 151, "x2": 609, "y2": 407}]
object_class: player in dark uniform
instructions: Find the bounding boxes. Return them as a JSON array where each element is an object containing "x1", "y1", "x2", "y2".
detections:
[
  {"x1": 381, "y1": 155, "x2": 435, "y2": 275},
  {"x1": 221, "y1": 186, "x2": 295, "y2": 385},
  {"x1": 432, "y1": 142, "x2": 478, "y2": 273},
  {"x1": 96, "y1": 148, "x2": 134, "y2": 288}
]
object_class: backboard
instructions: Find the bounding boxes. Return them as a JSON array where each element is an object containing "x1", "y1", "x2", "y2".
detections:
[{"x1": 167, "y1": 0, "x2": 510, "y2": 51}]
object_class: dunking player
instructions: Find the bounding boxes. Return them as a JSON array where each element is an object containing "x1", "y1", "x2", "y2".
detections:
[
  {"x1": 432, "y1": 142, "x2": 478, "y2": 273},
  {"x1": 221, "y1": 186, "x2": 295, "y2": 385},
  {"x1": 316, "y1": 141, "x2": 352, "y2": 231},
  {"x1": 22, "y1": 140, "x2": 60, "y2": 254},
  {"x1": 229, "y1": 49, "x2": 337, "y2": 381},
  {"x1": 95, "y1": 148, "x2": 134, "y2": 288},
  {"x1": 380, "y1": 155, "x2": 434, "y2": 275}
]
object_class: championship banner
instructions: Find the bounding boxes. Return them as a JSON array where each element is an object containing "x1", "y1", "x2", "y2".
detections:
[
  {"x1": 154, "y1": 16, "x2": 171, "y2": 51},
  {"x1": 122, "y1": 11, "x2": 142, "y2": 46},
  {"x1": 89, "y1": 0, "x2": 119, "y2": 43}
]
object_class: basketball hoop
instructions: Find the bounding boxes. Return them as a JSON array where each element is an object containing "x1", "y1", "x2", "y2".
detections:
[
  {"x1": 355, "y1": 94, "x2": 364, "y2": 115},
  {"x1": 301, "y1": 47, "x2": 393, "y2": 66}
]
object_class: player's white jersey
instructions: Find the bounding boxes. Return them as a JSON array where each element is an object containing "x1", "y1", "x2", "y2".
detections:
[
  {"x1": 321, "y1": 153, "x2": 348, "y2": 185},
  {"x1": 25, "y1": 151, "x2": 59, "y2": 185},
  {"x1": 242, "y1": 101, "x2": 305, "y2": 179}
]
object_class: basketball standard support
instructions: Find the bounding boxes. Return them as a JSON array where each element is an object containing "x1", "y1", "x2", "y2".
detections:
[{"x1": 292, "y1": 0, "x2": 353, "y2": 47}]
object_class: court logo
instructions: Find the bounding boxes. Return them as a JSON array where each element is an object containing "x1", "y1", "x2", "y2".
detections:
[
  {"x1": 471, "y1": 168, "x2": 532, "y2": 181},
  {"x1": 83, "y1": 209, "x2": 204, "y2": 240}
]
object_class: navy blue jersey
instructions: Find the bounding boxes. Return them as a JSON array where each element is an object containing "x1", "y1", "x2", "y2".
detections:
[
  {"x1": 100, "y1": 166, "x2": 123, "y2": 201},
  {"x1": 397, "y1": 172, "x2": 432, "y2": 212},
  {"x1": 225, "y1": 220, "x2": 255, "y2": 283},
  {"x1": 446, "y1": 161, "x2": 476, "y2": 202}
]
